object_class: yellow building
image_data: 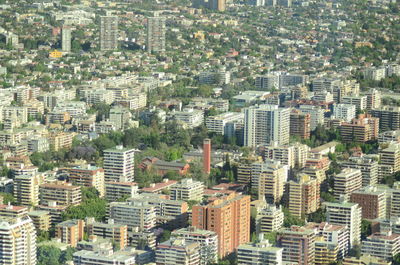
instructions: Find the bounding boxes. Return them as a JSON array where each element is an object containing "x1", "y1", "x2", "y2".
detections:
[
  {"x1": 49, "y1": 50, "x2": 63, "y2": 58},
  {"x1": 315, "y1": 237, "x2": 339, "y2": 265},
  {"x1": 194, "y1": 31, "x2": 205, "y2": 41}
]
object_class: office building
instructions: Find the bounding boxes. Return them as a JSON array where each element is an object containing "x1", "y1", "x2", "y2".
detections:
[
  {"x1": 108, "y1": 200, "x2": 156, "y2": 232},
  {"x1": 14, "y1": 174, "x2": 42, "y2": 207},
  {"x1": 361, "y1": 231, "x2": 400, "y2": 260},
  {"x1": 86, "y1": 218, "x2": 128, "y2": 250},
  {"x1": 290, "y1": 109, "x2": 311, "y2": 139},
  {"x1": 287, "y1": 174, "x2": 320, "y2": 219},
  {"x1": 237, "y1": 236, "x2": 283, "y2": 265},
  {"x1": 334, "y1": 168, "x2": 362, "y2": 201},
  {"x1": 0, "y1": 215, "x2": 37, "y2": 265},
  {"x1": 277, "y1": 226, "x2": 315, "y2": 265},
  {"x1": 192, "y1": 193, "x2": 250, "y2": 258},
  {"x1": 255, "y1": 204, "x2": 284, "y2": 234},
  {"x1": 146, "y1": 16, "x2": 166, "y2": 53},
  {"x1": 56, "y1": 219, "x2": 85, "y2": 247},
  {"x1": 171, "y1": 226, "x2": 218, "y2": 265},
  {"x1": 350, "y1": 186, "x2": 386, "y2": 220},
  {"x1": 334, "y1": 104, "x2": 356, "y2": 122},
  {"x1": 103, "y1": 146, "x2": 136, "y2": 182},
  {"x1": 324, "y1": 200, "x2": 362, "y2": 247},
  {"x1": 100, "y1": 16, "x2": 118, "y2": 50},
  {"x1": 370, "y1": 106, "x2": 400, "y2": 131},
  {"x1": 156, "y1": 238, "x2": 200, "y2": 265},
  {"x1": 244, "y1": 104, "x2": 290, "y2": 147},
  {"x1": 61, "y1": 26, "x2": 71, "y2": 52},
  {"x1": 170, "y1": 178, "x2": 204, "y2": 201},
  {"x1": 39, "y1": 181, "x2": 81, "y2": 207}
]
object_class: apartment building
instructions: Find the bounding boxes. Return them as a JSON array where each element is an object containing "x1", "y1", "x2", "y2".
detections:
[
  {"x1": 103, "y1": 146, "x2": 136, "y2": 182},
  {"x1": 350, "y1": 186, "x2": 386, "y2": 219},
  {"x1": 60, "y1": 165, "x2": 105, "y2": 197},
  {"x1": 86, "y1": 218, "x2": 128, "y2": 250},
  {"x1": 370, "y1": 106, "x2": 400, "y2": 131},
  {"x1": 14, "y1": 174, "x2": 42, "y2": 206},
  {"x1": 255, "y1": 204, "x2": 284, "y2": 234},
  {"x1": 39, "y1": 181, "x2": 81, "y2": 207},
  {"x1": 156, "y1": 238, "x2": 200, "y2": 265},
  {"x1": 237, "y1": 236, "x2": 283, "y2": 265},
  {"x1": 105, "y1": 181, "x2": 138, "y2": 202},
  {"x1": 206, "y1": 112, "x2": 244, "y2": 135},
  {"x1": 56, "y1": 219, "x2": 85, "y2": 247},
  {"x1": 170, "y1": 178, "x2": 204, "y2": 201},
  {"x1": 290, "y1": 108, "x2": 311, "y2": 139},
  {"x1": 334, "y1": 168, "x2": 363, "y2": 201},
  {"x1": 342, "y1": 155, "x2": 379, "y2": 186}
]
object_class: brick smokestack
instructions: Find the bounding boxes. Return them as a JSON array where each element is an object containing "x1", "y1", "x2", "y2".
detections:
[{"x1": 203, "y1": 138, "x2": 211, "y2": 174}]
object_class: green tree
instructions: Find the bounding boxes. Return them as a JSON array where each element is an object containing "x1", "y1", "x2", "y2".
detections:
[
  {"x1": 37, "y1": 245, "x2": 62, "y2": 265},
  {"x1": 361, "y1": 219, "x2": 372, "y2": 240}
]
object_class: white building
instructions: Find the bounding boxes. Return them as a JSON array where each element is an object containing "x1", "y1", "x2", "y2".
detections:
[
  {"x1": 206, "y1": 112, "x2": 244, "y2": 135},
  {"x1": 361, "y1": 231, "x2": 400, "y2": 260},
  {"x1": 103, "y1": 146, "x2": 136, "y2": 182},
  {"x1": 0, "y1": 216, "x2": 37, "y2": 265},
  {"x1": 299, "y1": 105, "x2": 325, "y2": 130},
  {"x1": 342, "y1": 95, "x2": 368, "y2": 111},
  {"x1": 324, "y1": 200, "x2": 362, "y2": 248},
  {"x1": 237, "y1": 236, "x2": 283, "y2": 265},
  {"x1": 244, "y1": 104, "x2": 290, "y2": 147},
  {"x1": 333, "y1": 104, "x2": 356, "y2": 122},
  {"x1": 170, "y1": 178, "x2": 204, "y2": 201},
  {"x1": 170, "y1": 109, "x2": 204, "y2": 128}
]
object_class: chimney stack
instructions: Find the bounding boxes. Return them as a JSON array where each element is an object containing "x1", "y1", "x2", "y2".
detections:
[{"x1": 203, "y1": 138, "x2": 211, "y2": 174}]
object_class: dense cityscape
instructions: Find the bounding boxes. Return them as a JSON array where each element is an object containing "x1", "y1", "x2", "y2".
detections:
[{"x1": 0, "y1": 0, "x2": 400, "y2": 264}]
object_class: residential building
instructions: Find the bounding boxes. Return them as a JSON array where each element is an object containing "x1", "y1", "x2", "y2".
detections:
[
  {"x1": 290, "y1": 109, "x2": 311, "y2": 139},
  {"x1": 109, "y1": 106, "x2": 132, "y2": 131},
  {"x1": 156, "y1": 238, "x2": 200, "y2": 265},
  {"x1": 61, "y1": 26, "x2": 71, "y2": 52},
  {"x1": 244, "y1": 104, "x2": 290, "y2": 147},
  {"x1": 277, "y1": 226, "x2": 315, "y2": 265},
  {"x1": 61, "y1": 165, "x2": 105, "y2": 197},
  {"x1": 256, "y1": 160, "x2": 287, "y2": 204},
  {"x1": 14, "y1": 174, "x2": 42, "y2": 206},
  {"x1": 0, "y1": 215, "x2": 37, "y2": 265},
  {"x1": 27, "y1": 210, "x2": 50, "y2": 232},
  {"x1": 339, "y1": 114, "x2": 379, "y2": 143},
  {"x1": 342, "y1": 95, "x2": 368, "y2": 111},
  {"x1": 103, "y1": 146, "x2": 136, "y2": 182},
  {"x1": 255, "y1": 204, "x2": 284, "y2": 234},
  {"x1": 86, "y1": 218, "x2": 128, "y2": 250},
  {"x1": 365, "y1": 88, "x2": 382, "y2": 110},
  {"x1": 171, "y1": 226, "x2": 218, "y2": 265},
  {"x1": 324, "y1": 200, "x2": 362, "y2": 247},
  {"x1": 350, "y1": 186, "x2": 386, "y2": 220},
  {"x1": 146, "y1": 16, "x2": 166, "y2": 53},
  {"x1": 299, "y1": 105, "x2": 325, "y2": 130},
  {"x1": 370, "y1": 106, "x2": 400, "y2": 131},
  {"x1": 73, "y1": 249, "x2": 136, "y2": 265},
  {"x1": 128, "y1": 194, "x2": 188, "y2": 228},
  {"x1": 105, "y1": 181, "x2": 138, "y2": 201},
  {"x1": 39, "y1": 181, "x2": 81, "y2": 206},
  {"x1": 334, "y1": 104, "x2": 356, "y2": 122},
  {"x1": 380, "y1": 142, "x2": 400, "y2": 173},
  {"x1": 342, "y1": 155, "x2": 379, "y2": 186},
  {"x1": 304, "y1": 222, "x2": 349, "y2": 259},
  {"x1": 108, "y1": 200, "x2": 156, "y2": 232},
  {"x1": 170, "y1": 109, "x2": 204, "y2": 128},
  {"x1": 56, "y1": 219, "x2": 85, "y2": 247},
  {"x1": 100, "y1": 16, "x2": 118, "y2": 50},
  {"x1": 286, "y1": 174, "x2": 320, "y2": 219},
  {"x1": 334, "y1": 168, "x2": 363, "y2": 201},
  {"x1": 205, "y1": 112, "x2": 243, "y2": 135},
  {"x1": 361, "y1": 231, "x2": 400, "y2": 260},
  {"x1": 170, "y1": 178, "x2": 204, "y2": 201},
  {"x1": 237, "y1": 236, "x2": 283, "y2": 265},
  {"x1": 192, "y1": 193, "x2": 251, "y2": 258}
]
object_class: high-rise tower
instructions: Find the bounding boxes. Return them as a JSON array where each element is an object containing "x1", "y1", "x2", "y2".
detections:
[
  {"x1": 100, "y1": 16, "x2": 118, "y2": 51},
  {"x1": 146, "y1": 16, "x2": 166, "y2": 53}
]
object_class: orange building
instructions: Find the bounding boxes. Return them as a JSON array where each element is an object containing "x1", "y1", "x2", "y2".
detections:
[
  {"x1": 56, "y1": 219, "x2": 85, "y2": 247},
  {"x1": 340, "y1": 114, "x2": 379, "y2": 143},
  {"x1": 192, "y1": 192, "x2": 250, "y2": 258}
]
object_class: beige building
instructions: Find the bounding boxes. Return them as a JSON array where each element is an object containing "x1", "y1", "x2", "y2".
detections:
[
  {"x1": 170, "y1": 178, "x2": 204, "y2": 201},
  {"x1": 39, "y1": 181, "x2": 81, "y2": 207},
  {"x1": 14, "y1": 174, "x2": 42, "y2": 206},
  {"x1": 380, "y1": 142, "x2": 400, "y2": 173},
  {"x1": 257, "y1": 160, "x2": 287, "y2": 204},
  {"x1": 334, "y1": 168, "x2": 362, "y2": 201},
  {"x1": 28, "y1": 210, "x2": 51, "y2": 232},
  {"x1": 255, "y1": 204, "x2": 284, "y2": 234}
]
